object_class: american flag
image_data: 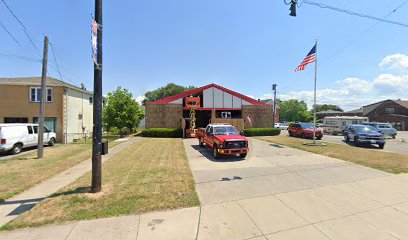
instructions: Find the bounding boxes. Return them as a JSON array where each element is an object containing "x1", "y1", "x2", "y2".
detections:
[{"x1": 295, "y1": 44, "x2": 316, "y2": 72}]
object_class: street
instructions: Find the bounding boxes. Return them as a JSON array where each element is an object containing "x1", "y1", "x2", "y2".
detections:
[{"x1": 280, "y1": 130, "x2": 408, "y2": 155}]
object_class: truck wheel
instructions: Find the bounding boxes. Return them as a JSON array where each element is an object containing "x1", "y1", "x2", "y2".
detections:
[
  {"x1": 288, "y1": 131, "x2": 293, "y2": 137},
  {"x1": 213, "y1": 145, "x2": 220, "y2": 159},
  {"x1": 301, "y1": 133, "x2": 306, "y2": 139},
  {"x1": 379, "y1": 143, "x2": 385, "y2": 149},
  {"x1": 345, "y1": 135, "x2": 350, "y2": 142},
  {"x1": 240, "y1": 153, "x2": 247, "y2": 159},
  {"x1": 48, "y1": 138, "x2": 56, "y2": 147},
  {"x1": 199, "y1": 138, "x2": 204, "y2": 147},
  {"x1": 10, "y1": 143, "x2": 23, "y2": 155},
  {"x1": 392, "y1": 134, "x2": 396, "y2": 139}
]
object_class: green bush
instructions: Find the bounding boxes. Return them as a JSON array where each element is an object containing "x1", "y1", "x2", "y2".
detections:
[
  {"x1": 141, "y1": 128, "x2": 183, "y2": 138},
  {"x1": 243, "y1": 128, "x2": 281, "y2": 137}
]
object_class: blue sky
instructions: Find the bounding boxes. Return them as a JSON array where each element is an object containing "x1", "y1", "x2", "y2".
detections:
[{"x1": 1, "y1": 0, "x2": 408, "y2": 110}]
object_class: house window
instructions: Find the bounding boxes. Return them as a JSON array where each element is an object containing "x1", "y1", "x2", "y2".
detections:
[
  {"x1": 89, "y1": 96, "x2": 93, "y2": 104},
  {"x1": 4, "y1": 117, "x2": 28, "y2": 123},
  {"x1": 30, "y1": 87, "x2": 52, "y2": 102},
  {"x1": 78, "y1": 114, "x2": 83, "y2": 120},
  {"x1": 33, "y1": 117, "x2": 57, "y2": 132},
  {"x1": 385, "y1": 108, "x2": 395, "y2": 114}
]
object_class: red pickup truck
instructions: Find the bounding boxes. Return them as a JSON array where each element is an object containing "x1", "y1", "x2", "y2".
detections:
[{"x1": 196, "y1": 124, "x2": 249, "y2": 159}]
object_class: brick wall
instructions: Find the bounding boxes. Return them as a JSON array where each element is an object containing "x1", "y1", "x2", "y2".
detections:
[
  {"x1": 366, "y1": 102, "x2": 408, "y2": 130},
  {"x1": 145, "y1": 104, "x2": 183, "y2": 128},
  {"x1": 242, "y1": 105, "x2": 274, "y2": 128}
]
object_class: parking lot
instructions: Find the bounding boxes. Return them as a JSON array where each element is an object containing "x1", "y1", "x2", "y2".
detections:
[{"x1": 280, "y1": 130, "x2": 408, "y2": 155}]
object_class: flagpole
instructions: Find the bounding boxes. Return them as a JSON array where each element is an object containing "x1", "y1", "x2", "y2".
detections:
[{"x1": 313, "y1": 39, "x2": 318, "y2": 145}]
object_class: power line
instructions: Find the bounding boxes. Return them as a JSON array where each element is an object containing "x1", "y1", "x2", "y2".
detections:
[
  {"x1": 0, "y1": 53, "x2": 41, "y2": 63},
  {"x1": 321, "y1": 0, "x2": 408, "y2": 65},
  {"x1": 49, "y1": 42, "x2": 63, "y2": 81},
  {"x1": 0, "y1": 0, "x2": 84, "y2": 87},
  {"x1": 302, "y1": 0, "x2": 408, "y2": 28},
  {"x1": 0, "y1": 19, "x2": 22, "y2": 47},
  {"x1": 0, "y1": 0, "x2": 40, "y2": 54}
]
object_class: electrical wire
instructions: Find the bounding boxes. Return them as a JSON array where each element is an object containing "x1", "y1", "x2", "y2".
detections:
[
  {"x1": 0, "y1": 53, "x2": 41, "y2": 63},
  {"x1": 302, "y1": 0, "x2": 408, "y2": 28},
  {"x1": 0, "y1": 0, "x2": 40, "y2": 54},
  {"x1": 0, "y1": 19, "x2": 22, "y2": 47},
  {"x1": 0, "y1": 1, "x2": 84, "y2": 87},
  {"x1": 320, "y1": 0, "x2": 408, "y2": 65},
  {"x1": 49, "y1": 42, "x2": 63, "y2": 81}
]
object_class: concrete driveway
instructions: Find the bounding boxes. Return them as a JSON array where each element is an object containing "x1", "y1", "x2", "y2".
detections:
[{"x1": 184, "y1": 137, "x2": 408, "y2": 239}]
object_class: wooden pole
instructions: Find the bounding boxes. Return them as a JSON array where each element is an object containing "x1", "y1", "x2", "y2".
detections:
[{"x1": 37, "y1": 36, "x2": 48, "y2": 159}]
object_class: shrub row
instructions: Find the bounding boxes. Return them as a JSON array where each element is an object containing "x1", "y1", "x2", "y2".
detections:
[
  {"x1": 243, "y1": 128, "x2": 281, "y2": 137},
  {"x1": 141, "y1": 128, "x2": 183, "y2": 138}
]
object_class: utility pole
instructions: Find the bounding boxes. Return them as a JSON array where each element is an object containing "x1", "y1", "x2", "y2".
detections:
[
  {"x1": 272, "y1": 84, "x2": 277, "y2": 127},
  {"x1": 37, "y1": 36, "x2": 48, "y2": 159},
  {"x1": 91, "y1": 0, "x2": 103, "y2": 193}
]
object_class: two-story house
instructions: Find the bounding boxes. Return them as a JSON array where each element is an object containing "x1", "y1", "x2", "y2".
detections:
[{"x1": 0, "y1": 77, "x2": 94, "y2": 143}]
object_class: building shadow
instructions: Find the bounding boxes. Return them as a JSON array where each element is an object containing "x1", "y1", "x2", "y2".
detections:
[
  {"x1": 191, "y1": 145, "x2": 245, "y2": 162},
  {"x1": 1, "y1": 197, "x2": 46, "y2": 217}
]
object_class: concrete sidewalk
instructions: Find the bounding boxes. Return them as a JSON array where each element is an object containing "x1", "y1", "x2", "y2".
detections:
[
  {"x1": 2, "y1": 137, "x2": 408, "y2": 239},
  {"x1": 0, "y1": 137, "x2": 140, "y2": 227},
  {"x1": 2, "y1": 174, "x2": 408, "y2": 240}
]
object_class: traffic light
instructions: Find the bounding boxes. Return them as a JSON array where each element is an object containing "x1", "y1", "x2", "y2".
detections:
[{"x1": 289, "y1": 0, "x2": 297, "y2": 17}]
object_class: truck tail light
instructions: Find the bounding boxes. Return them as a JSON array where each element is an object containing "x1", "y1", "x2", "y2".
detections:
[{"x1": 0, "y1": 139, "x2": 6, "y2": 145}]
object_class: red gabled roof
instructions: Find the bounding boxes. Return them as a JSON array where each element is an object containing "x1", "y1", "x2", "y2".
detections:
[{"x1": 147, "y1": 83, "x2": 268, "y2": 106}]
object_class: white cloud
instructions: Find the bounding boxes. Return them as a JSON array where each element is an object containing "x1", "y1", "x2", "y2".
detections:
[
  {"x1": 336, "y1": 78, "x2": 372, "y2": 94},
  {"x1": 372, "y1": 74, "x2": 408, "y2": 93},
  {"x1": 262, "y1": 54, "x2": 408, "y2": 111},
  {"x1": 135, "y1": 95, "x2": 146, "y2": 104},
  {"x1": 379, "y1": 54, "x2": 408, "y2": 72}
]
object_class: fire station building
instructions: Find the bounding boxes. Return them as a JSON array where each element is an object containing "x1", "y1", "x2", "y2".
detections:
[{"x1": 145, "y1": 84, "x2": 279, "y2": 131}]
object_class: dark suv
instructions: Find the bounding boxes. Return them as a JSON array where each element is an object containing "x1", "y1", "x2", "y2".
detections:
[
  {"x1": 343, "y1": 124, "x2": 385, "y2": 149},
  {"x1": 288, "y1": 123, "x2": 323, "y2": 140}
]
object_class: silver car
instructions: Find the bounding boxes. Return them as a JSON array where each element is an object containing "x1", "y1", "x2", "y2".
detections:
[{"x1": 361, "y1": 122, "x2": 397, "y2": 139}]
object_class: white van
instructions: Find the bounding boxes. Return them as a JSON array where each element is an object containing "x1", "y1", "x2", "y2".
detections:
[
  {"x1": 323, "y1": 116, "x2": 369, "y2": 135},
  {"x1": 0, "y1": 124, "x2": 57, "y2": 155}
]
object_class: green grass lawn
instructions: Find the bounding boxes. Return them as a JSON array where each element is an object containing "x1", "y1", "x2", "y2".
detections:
[
  {"x1": 0, "y1": 139, "x2": 122, "y2": 202},
  {"x1": 2, "y1": 138, "x2": 199, "y2": 230},
  {"x1": 257, "y1": 135, "x2": 408, "y2": 174}
]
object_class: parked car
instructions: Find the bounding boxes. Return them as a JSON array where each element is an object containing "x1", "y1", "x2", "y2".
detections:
[
  {"x1": 196, "y1": 124, "x2": 249, "y2": 159},
  {"x1": 343, "y1": 124, "x2": 385, "y2": 149},
  {"x1": 275, "y1": 122, "x2": 288, "y2": 130},
  {"x1": 288, "y1": 123, "x2": 323, "y2": 140},
  {"x1": 361, "y1": 122, "x2": 397, "y2": 139},
  {"x1": 0, "y1": 123, "x2": 56, "y2": 155},
  {"x1": 323, "y1": 116, "x2": 369, "y2": 135}
]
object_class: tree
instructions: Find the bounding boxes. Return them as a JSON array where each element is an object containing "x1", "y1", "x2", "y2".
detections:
[
  {"x1": 314, "y1": 104, "x2": 344, "y2": 113},
  {"x1": 103, "y1": 87, "x2": 144, "y2": 137},
  {"x1": 145, "y1": 83, "x2": 195, "y2": 102},
  {"x1": 278, "y1": 99, "x2": 312, "y2": 122}
]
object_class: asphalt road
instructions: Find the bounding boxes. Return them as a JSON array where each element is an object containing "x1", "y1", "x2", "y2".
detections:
[{"x1": 280, "y1": 130, "x2": 408, "y2": 155}]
